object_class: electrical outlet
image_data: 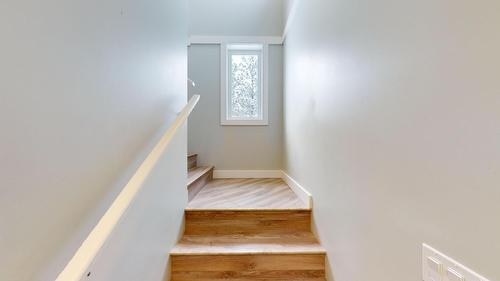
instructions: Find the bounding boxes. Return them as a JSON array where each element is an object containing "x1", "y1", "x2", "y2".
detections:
[
  {"x1": 424, "y1": 256, "x2": 444, "y2": 281},
  {"x1": 422, "y1": 244, "x2": 490, "y2": 281}
]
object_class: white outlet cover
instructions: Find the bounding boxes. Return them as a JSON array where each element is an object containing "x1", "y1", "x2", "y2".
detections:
[
  {"x1": 425, "y1": 256, "x2": 444, "y2": 281},
  {"x1": 422, "y1": 244, "x2": 490, "y2": 281}
]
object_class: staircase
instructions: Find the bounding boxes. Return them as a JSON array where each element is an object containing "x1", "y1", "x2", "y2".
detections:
[
  {"x1": 171, "y1": 154, "x2": 326, "y2": 281},
  {"x1": 187, "y1": 154, "x2": 214, "y2": 201}
]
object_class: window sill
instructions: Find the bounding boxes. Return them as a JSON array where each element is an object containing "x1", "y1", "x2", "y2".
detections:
[{"x1": 221, "y1": 119, "x2": 269, "y2": 126}]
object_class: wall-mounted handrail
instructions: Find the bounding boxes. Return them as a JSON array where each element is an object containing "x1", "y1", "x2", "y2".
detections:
[{"x1": 55, "y1": 95, "x2": 200, "y2": 281}]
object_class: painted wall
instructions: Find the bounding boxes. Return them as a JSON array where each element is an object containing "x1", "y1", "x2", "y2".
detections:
[
  {"x1": 188, "y1": 45, "x2": 283, "y2": 169},
  {"x1": 282, "y1": 0, "x2": 298, "y2": 32},
  {"x1": 0, "y1": 0, "x2": 188, "y2": 280},
  {"x1": 89, "y1": 126, "x2": 187, "y2": 281},
  {"x1": 189, "y1": 0, "x2": 284, "y2": 36},
  {"x1": 283, "y1": 0, "x2": 500, "y2": 281}
]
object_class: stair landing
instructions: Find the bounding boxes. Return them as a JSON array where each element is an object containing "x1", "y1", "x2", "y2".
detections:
[{"x1": 187, "y1": 178, "x2": 308, "y2": 210}]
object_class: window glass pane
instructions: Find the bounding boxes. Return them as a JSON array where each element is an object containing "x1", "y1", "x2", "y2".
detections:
[{"x1": 229, "y1": 53, "x2": 261, "y2": 119}]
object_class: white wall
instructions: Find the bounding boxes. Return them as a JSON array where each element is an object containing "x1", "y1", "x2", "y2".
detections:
[
  {"x1": 189, "y1": 0, "x2": 284, "y2": 36},
  {"x1": 283, "y1": 0, "x2": 500, "y2": 281},
  {"x1": 188, "y1": 45, "x2": 283, "y2": 169},
  {"x1": 282, "y1": 0, "x2": 298, "y2": 32},
  {"x1": 89, "y1": 126, "x2": 187, "y2": 281},
  {"x1": 0, "y1": 0, "x2": 188, "y2": 280}
]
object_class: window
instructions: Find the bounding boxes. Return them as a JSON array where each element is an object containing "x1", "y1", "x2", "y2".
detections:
[{"x1": 221, "y1": 43, "x2": 268, "y2": 125}]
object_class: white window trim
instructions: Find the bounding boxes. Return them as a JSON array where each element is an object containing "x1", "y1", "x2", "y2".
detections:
[{"x1": 220, "y1": 43, "x2": 269, "y2": 126}]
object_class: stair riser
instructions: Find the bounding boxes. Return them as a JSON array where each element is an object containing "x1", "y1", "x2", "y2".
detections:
[
  {"x1": 187, "y1": 154, "x2": 197, "y2": 169},
  {"x1": 171, "y1": 254, "x2": 325, "y2": 280},
  {"x1": 184, "y1": 210, "x2": 311, "y2": 235},
  {"x1": 187, "y1": 167, "x2": 213, "y2": 201}
]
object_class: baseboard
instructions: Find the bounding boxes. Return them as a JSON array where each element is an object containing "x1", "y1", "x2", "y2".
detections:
[
  {"x1": 213, "y1": 170, "x2": 283, "y2": 179},
  {"x1": 281, "y1": 171, "x2": 313, "y2": 209}
]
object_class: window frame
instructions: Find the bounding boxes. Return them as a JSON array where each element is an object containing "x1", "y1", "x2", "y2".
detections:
[{"x1": 220, "y1": 43, "x2": 269, "y2": 126}]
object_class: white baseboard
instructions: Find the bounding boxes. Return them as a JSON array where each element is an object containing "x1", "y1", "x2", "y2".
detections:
[
  {"x1": 213, "y1": 170, "x2": 283, "y2": 179},
  {"x1": 281, "y1": 171, "x2": 313, "y2": 209}
]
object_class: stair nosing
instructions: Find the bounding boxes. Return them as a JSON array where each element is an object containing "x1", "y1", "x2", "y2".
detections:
[
  {"x1": 185, "y1": 208, "x2": 311, "y2": 212},
  {"x1": 170, "y1": 250, "x2": 326, "y2": 256},
  {"x1": 170, "y1": 245, "x2": 326, "y2": 256}
]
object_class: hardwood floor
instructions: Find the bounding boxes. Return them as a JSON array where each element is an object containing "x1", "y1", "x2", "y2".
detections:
[
  {"x1": 187, "y1": 178, "x2": 308, "y2": 210},
  {"x1": 171, "y1": 155, "x2": 326, "y2": 280}
]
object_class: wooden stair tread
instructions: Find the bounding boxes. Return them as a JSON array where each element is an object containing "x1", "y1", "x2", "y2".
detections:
[
  {"x1": 187, "y1": 166, "x2": 214, "y2": 186},
  {"x1": 171, "y1": 233, "x2": 326, "y2": 255}
]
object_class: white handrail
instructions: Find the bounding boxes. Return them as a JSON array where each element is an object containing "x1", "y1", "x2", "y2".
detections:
[{"x1": 55, "y1": 95, "x2": 200, "y2": 281}]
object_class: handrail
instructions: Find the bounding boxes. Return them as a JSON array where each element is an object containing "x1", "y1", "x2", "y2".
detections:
[{"x1": 55, "y1": 95, "x2": 200, "y2": 281}]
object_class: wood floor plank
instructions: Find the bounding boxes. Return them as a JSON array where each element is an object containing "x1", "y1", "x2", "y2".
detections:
[{"x1": 187, "y1": 178, "x2": 308, "y2": 210}]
